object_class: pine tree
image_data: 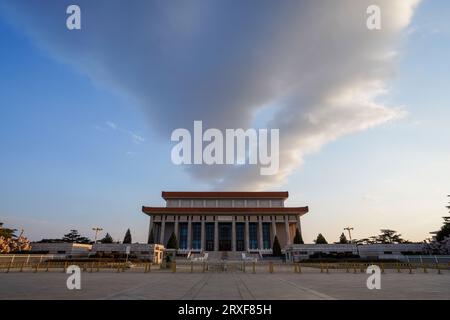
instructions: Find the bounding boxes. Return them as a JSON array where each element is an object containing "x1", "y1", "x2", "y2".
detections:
[
  {"x1": 339, "y1": 232, "x2": 348, "y2": 244},
  {"x1": 376, "y1": 229, "x2": 408, "y2": 244},
  {"x1": 436, "y1": 217, "x2": 450, "y2": 242},
  {"x1": 436, "y1": 195, "x2": 450, "y2": 241},
  {"x1": 315, "y1": 233, "x2": 328, "y2": 244},
  {"x1": 293, "y1": 228, "x2": 304, "y2": 244},
  {"x1": 0, "y1": 222, "x2": 17, "y2": 239},
  {"x1": 166, "y1": 232, "x2": 178, "y2": 249},
  {"x1": 147, "y1": 228, "x2": 155, "y2": 244},
  {"x1": 123, "y1": 228, "x2": 132, "y2": 244},
  {"x1": 100, "y1": 233, "x2": 113, "y2": 244},
  {"x1": 62, "y1": 230, "x2": 91, "y2": 244},
  {"x1": 272, "y1": 235, "x2": 282, "y2": 257}
]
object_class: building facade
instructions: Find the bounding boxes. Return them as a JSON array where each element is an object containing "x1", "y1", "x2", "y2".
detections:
[
  {"x1": 30, "y1": 243, "x2": 92, "y2": 257},
  {"x1": 285, "y1": 243, "x2": 426, "y2": 262},
  {"x1": 91, "y1": 243, "x2": 164, "y2": 263},
  {"x1": 142, "y1": 191, "x2": 308, "y2": 253}
]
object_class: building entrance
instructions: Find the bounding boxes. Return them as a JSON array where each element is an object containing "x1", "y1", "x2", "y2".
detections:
[{"x1": 219, "y1": 223, "x2": 232, "y2": 251}]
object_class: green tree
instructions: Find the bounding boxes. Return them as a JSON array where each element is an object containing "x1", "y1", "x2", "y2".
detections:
[
  {"x1": 315, "y1": 233, "x2": 328, "y2": 244},
  {"x1": 62, "y1": 230, "x2": 91, "y2": 244},
  {"x1": 272, "y1": 235, "x2": 282, "y2": 257},
  {"x1": 166, "y1": 232, "x2": 178, "y2": 249},
  {"x1": 436, "y1": 195, "x2": 450, "y2": 241},
  {"x1": 339, "y1": 232, "x2": 348, "y2": 244},
  {"x1": 147, "y1": 228, "x2": 155, "y2": 244},
  {"x1": 0, "y1": 222, "x2": 17, "y2": 239},
  {"x1": 376, "y1": 229, "x2": 408, "y2": 244},
  {"x1": 100, "y1": 233, "x2": 114, "y2": 244},
  {"x1": 123, "y1": 228, "x2": 132, "y2": 244},
  {"x1": 293, "y1": 228, "x2": 304, "y2": 244},
  {"x1": 436, "y1": 217, "x2": 450, "y2": 242}
]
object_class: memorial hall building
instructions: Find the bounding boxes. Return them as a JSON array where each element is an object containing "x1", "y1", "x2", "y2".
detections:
[{"x1": 142, "y1": 191, "x2": 309, "y2": 253}]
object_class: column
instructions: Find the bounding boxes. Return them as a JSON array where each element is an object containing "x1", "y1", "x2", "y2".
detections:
[
  {"x1": 258, "y1": 216, "x2": 263, "y2": 250},
  {"x1": 284, "y1": 215, "x2": 290, "y2": 246},
  {"x1": 187, "y1": 216, "x2": 192, "y2": 250},
  {"x1": 148, "y1": 217, "x2": 153, "y2": 242},
  {"x1": 245, "y1": 216, "x2": 250, "y2": 251},
  {"x1": 201, "y1": 217, "x2": 205, "y2": 251},
  {"x1": 271, "y1": 215, "x2": 277, "y2": 243},
  {"x1": 231, "y1": 217, "x2": 236, "y2": 252},
  {"x1": 174, "y1": 216, "x2": 179, "y2": 241},
  {"x1": 296, "y1": 215, "x2": 302, "y2": 235},
  {"x1": 159, "y1": 215, "x2": 166, "y2": 245},
  {"x1": 214, "y1": 220, "x2": 219, "y2": 251}
]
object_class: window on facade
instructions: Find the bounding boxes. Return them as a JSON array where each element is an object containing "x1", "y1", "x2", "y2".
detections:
[
  {"x1": 205, "y1": 223, "x2": 214, "y2": 251},
  {"x1": 179, "y1": 223, "x2": 188, "y2": 249},
  {"x1": 236, "y1": 223, "x2": 245, "y2": 251},
  {"x1": 271, "y1": 200, "x2": 283, "y2": 207},
  {"x1": 192, "y1": 223, "x2": 201, "y2": 249},
  {"x1": 262, "y1": 223, "x2": 271, "y2": 249},
  {"x1": 249, "y1": 223, "x2": 258, "y2": 249}
]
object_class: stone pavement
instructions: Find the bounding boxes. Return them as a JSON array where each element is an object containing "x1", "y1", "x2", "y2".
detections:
[{"x1": 0, "y1": 270, "x2": 448, "y2": 300}]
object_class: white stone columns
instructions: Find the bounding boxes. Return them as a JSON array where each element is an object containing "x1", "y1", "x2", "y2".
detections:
[
  {"x1": 214, "y1": 220, "x2": 219, "y2": 251},
  {"x1": 187, "y1": 216, "x2": 192, "y2": 250},
  {"x1": 160, "y1": 215, "x2": 166, "y2": 245},
  {"x1": 296, "y1": 215, "x2": 302, "y2": 234},
  {"x1": 258, "y1": 216, "x2": 263, "y2": 249},
  {"x1": 148, "y1": 217, "x2": 153, "y2": 242},
  {"x1": 174, "y1": 216, "x2": 179, "y2": 241},
  {"x1": 232, "y1": 217, "x2": 236, "y2": 252},
  {"x1": 284, "y1": 215, "x2": 290, "y2": 246},
  {"x1": 245, "y1": 216, "x2": 250, "y2": 251},
  {"x1": 201, "y1": 218, "x2": 205, "y2": 251}
]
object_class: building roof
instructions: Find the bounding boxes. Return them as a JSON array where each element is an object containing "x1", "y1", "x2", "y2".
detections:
[
  {"x1": 161, "y1": 191, "x2": 289, "y2": 200},
  {"x1": 142, "y1": 206, "x2": 308, "y2": 215}
]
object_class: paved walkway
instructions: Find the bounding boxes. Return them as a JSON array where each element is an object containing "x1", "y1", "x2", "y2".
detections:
[{"x1": 0, "y1": 270, "x2": 449, "y2": 300}]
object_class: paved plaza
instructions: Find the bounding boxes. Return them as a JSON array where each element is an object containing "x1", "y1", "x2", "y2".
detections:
[{"x1": 0, "y1": 269, "x2": 449, "y2": 300}]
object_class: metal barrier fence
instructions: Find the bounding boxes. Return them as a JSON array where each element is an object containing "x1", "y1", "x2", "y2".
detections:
[
  {"x1": 164, "y1": 261, "x2": 449, "y2": 274},
  {"x1": 0, "y1": 260, "x2": 155, "y2": 273},
  {"x1": 0, "y1": 254, "x2": 66, "y2": 264},
  {"x1": 0, "y1": 259, "x2": 448, "y2": 274}
]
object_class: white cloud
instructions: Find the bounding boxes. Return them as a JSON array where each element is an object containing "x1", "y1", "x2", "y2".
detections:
[{"x1": 1, "y1": 0, "x2": 421, "y2": 189}]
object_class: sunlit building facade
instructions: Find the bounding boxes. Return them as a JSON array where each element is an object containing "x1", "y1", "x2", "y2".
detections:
[{"x1": 142, "y1": 191, "x2": 308, "y2": 253}]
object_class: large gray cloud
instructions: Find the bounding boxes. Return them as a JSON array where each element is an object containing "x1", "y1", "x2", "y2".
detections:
[{"x1": 1, "y1": 0, "x2": 420, "y2": 190}]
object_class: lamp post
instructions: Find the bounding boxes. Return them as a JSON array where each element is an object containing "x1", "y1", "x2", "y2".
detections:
[
  {"x1": 344, "y1": 227, "x2": 354, "y2": 242},
  {"x1": 92, "y1": 227, "x2": 103, "y2": 243}
]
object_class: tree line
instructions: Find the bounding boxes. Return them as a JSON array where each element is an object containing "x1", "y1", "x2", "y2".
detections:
[{"x1": 36, "y1": 228, "x2": 134, "y2": 244}]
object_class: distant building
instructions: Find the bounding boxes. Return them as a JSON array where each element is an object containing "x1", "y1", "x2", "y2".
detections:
[
  {"x1": 30, "y1": 242, "x2": 92, "y2": 257},
  {"x1": 91, "y1": 243, "x2": 164, "y2": 263},
  {"x1": 286, "y1": 243, "x2": 425, "y2": 262},
  {"x1": 143, "y1": 191, "x2": 309, "y2": 254}
]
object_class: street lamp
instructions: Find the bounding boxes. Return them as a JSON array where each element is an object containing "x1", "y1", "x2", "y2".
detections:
[
  {"x1": 344, "y1": 226, "x2": 354, "y2": 242},
  {"x1": 92, "y1": 227, "x2": 103, "y2": 243}
]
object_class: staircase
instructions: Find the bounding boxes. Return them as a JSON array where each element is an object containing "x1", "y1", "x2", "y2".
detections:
[
  {"x1": 226, "y1": 251, "x2": 244, "y2": 261},
  {"x1": 204, "y1": 251, "x2": 221, "y2": 261}
]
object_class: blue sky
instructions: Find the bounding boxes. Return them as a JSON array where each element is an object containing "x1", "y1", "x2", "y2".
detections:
[{"x1": 0, "y1": 0, "x2": 449, "y2": 243}]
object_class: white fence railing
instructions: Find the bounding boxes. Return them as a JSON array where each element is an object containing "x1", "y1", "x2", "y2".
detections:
[{"x1": 0, "y1": 254, "x2": 66, "y2": 264}]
